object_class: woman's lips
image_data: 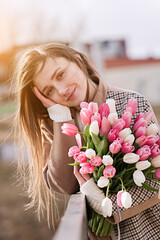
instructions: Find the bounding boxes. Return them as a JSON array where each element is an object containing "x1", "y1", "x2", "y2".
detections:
[{"x1": 67, "y1": 87, "x2": 76, "y2": 101}]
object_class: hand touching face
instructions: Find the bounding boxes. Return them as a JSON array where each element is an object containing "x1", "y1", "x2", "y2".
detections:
[
  {"x1": 32, "y1": 86, "x2": 56, "y2": 108},
  {"x1": 32, "y1": 57, "x2": 87, "y2": 108}
]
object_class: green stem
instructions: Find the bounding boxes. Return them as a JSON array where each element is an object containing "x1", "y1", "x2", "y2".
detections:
[
  {"x1": 80, "y1": 146, "x2": 88, "y2": 150},
  {"x1": 78, "y1": 131, "x2": 84, "y2": 136},
  {"x1": 117, "y1": 177, "x2": 126, "y2": 191},
  {"x1": 106, "y1": 179, "x2": 112, "y2": 197},
  {"x1": 125, "y1": 167, "x2": 136, "y2": 172}
]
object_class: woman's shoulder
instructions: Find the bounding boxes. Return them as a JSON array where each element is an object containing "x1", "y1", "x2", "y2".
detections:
[
  {"x1": 106, "y1": 84, "x2": 151, "y2": 116},
  {"x1": 106, "y1": 84, "x2": 146, "y2": 100}
]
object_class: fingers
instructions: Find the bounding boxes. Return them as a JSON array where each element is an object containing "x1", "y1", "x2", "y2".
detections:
[
  {"x1": 32, "y1": 86, "x2": 56, "y2": 108},
  {"x1": 74, "y1": 165, "x2": 91, "y2": 187},
  {"x1": 33, "y1": 87, "x2": 47, "y2": 103}
]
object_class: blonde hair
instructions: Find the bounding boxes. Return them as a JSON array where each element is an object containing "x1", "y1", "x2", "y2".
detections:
[{"x1": 11, "y1": 42, "x2": 100, "y2": 229}]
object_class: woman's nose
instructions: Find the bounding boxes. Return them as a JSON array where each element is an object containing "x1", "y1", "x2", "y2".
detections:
[{"x1": 58, "y1": 86, "x2": 69, "y2": 96}]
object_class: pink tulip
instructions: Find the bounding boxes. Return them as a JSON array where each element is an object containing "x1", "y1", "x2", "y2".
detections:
[
  {"x1": 117, "y1": 190, "x2": 124, "y2": 207},
  {"x1": 68, "y1": 146, "x2": 80, "y2": 157},
  {"x1": 99, "y1": 103, "x2": 110, "y2": 118},
  {"x1": 112, "y1": 119, "x2": 126, "y2": 132},
  {"x1": 80, "y1": 102, "x2": 89, "y2": 109},
  {"x1": 155, "y1": 168, "x2": 160, "y2": 180},
  {"x1": 74, "y1": 152, "x2": 88, "y2": 163},
  {"x1": 144, "y1": 111, "x2": 154, "y2": 123},
  {"x1": 107, "y1": 129, "x2": 119, "y2": 142},
  {"x1": 80, "y1": 108, "x2": 92, "y2": 125},
  {"x1": 135, "y1": 135, "x2": 148, "y2": 147},
  {"x1": 133, "y1": 118, "x2": 147, "y2": 132},
  {"x1": 121, "y1": 142, "x2": 135, "y2": 153},
  {"x1": 61, "y1": 123, "x2": 78, "y2": 136},
  {"x1": 146, "y1": 134, "x2": 159, "y2": 146},
  {"x1": 75, "y1": 134, "x2": 82, "y2": 148},
  {"x1": 135, "y1": 113, "x2": 144, "y2": 123},
  {"x1": 116, "y1": 137, "x2": 124, "y2": 145},
  {"x1": 126, "y1": 98, "x2": 138, "y2": 115},
  {"x1": 150, "y1": 144, "x2": 160, "y2": 158},
  {"x1": 136, "y1": 145, "x2": 151, "y2": 161},
  {"x1": 88, "y1": 102, "x2": 98, "y2": 115},
  {"x1": 90, "y1": 156, "x2": 102, "y2": 166},
  {"x1": 122, "y1": 111, "x2": 132, "y2": 128},
  {"x1": 135, "y1": 126, "x2": 146, "y2": 138},
  {"x1": 80, "y1": 162, "x2": 94, "y2": 174},
  {"x1": 109, "y1": 139, "x2": 122, "y2": 154},
  {"x1": 91, "y1": 113, "x2": 101, "y2": 127},
  {"x1": 103, "y1": 165, "x2": 116, "y2": 178},
  {"x1": 124, "y1": 107, "x2": 132, "y2": 113},
  {"x1": 100, "y1": 117, "x2": 111, "y2": 136},
  {"x1": 157, "y1": 137, "x2": 160, "y2": 147}
]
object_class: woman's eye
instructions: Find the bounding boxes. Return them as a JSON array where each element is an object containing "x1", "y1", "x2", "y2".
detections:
[
  {"x1": 47, "y1": 88, "x2": 53, "y2": 96},
  {"x1": 57, "y1": 71, "x2": 64, "y2": 80}
]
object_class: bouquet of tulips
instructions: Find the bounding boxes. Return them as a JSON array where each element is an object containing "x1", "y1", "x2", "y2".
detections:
[{"x1": 61, "y1": 98, "x2": 160, "y2": 237}]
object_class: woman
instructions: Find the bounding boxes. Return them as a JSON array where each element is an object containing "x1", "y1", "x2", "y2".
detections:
[{"x1": 13, "y1": 43, "x2": 160, "y2": 240}]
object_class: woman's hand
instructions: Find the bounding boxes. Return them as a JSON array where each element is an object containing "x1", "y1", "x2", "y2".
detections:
[
  {"x1": 74, "y1": 165, "x2": 91, "y2": 187},
  {"x1": 32, "y1": 86, "x2": 56, "y2": 108}
]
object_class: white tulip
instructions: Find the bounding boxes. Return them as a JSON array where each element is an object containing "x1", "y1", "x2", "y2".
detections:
[
  {"x1": 89, "y1": 120, "x2": 99, "y2": 136},
  {"x1": 146, "y1": 123, "x2": 159, "y2": 136},
  {"x1": 108, "y1": 113, "x2": 118, "y2": 126},
  {"x1": 102, "y1": 197, "x2": 112, "y2": 217},
  {"x1": 133, "y1": 170, "x2": 146, "y2": 186},
  {"x1": 136, "y1": 160, "x2": 151, "y2": 171},
  {"x1": 124, "y1": 134, "x2": 135, "y2": 145},
  {"x1": 102, "y1": 155, "x2": 113, "y2": 166},
  {"x1": 151, "y1": 155, "x2": 160, "y2": 168},
  {"x1": 123, "y1": 153, "x2": 140, "y2": 164},
  {"x1": 119, "y1": 128, "x2": 131, "y2": 139},
  {"x1": 121, "y1": 192, "x2": 132, "y2": 209},
  {"x1": 106, "y1": 99, "x2": 116, "y2": 113},
  {"x1": 97, "y1": 176, "x2": 109, "y2": 188},
  {"x1": 85, "y1": 149, "x2": 96, "y2": 159}
]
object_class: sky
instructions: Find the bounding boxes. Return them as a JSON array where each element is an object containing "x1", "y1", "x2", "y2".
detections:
[{"x1": 0, "y1": 0, "x2": 160, "y2": 58}]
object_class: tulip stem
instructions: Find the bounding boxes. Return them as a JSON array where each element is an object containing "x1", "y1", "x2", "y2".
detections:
[
  {"x1": 106, "y1": 179, "x2": 112, "y2": 197},
  {"x1": 125, "y1": 167, "x2": 136, "y2": 172},
  {"x1": 80, "y1": 146, "x2": 87, "y2": 150},
  {"x1": 117, "y1": 177, "x2": 126, "y2": 191}
]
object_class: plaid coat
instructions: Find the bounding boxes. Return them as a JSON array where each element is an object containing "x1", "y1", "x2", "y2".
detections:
[{"x1": 41, "y1": 78, "x2": 160, "y2": 240}]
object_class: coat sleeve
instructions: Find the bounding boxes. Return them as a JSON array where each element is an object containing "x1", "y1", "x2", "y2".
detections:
[{"x1": 41, "y1": 118, "x2": 80, "y2": 195}]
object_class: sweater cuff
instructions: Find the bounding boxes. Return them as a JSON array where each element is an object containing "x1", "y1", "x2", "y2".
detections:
[
  {"x1": 80, "y1": 178, "x2": 105, "y2": 215},
  {"x1": 47, "y1": 104, "x2": 72, "y2": 122}
]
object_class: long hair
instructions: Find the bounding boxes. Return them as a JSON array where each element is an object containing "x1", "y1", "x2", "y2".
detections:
[{"x1": 11, "y1": 42, "x2": 100, "y2": 229}]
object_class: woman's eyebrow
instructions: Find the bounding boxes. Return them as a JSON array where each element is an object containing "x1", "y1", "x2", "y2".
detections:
[{"x1": 42, "y1": 67, "x2": 61, "y2": 94}]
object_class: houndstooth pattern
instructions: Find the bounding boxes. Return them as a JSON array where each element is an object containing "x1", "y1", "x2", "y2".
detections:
[{"x1": 106, "y1": 90, "x2": 160, "y2": 240}]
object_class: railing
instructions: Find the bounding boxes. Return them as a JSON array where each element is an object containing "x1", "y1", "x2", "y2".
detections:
[{"x1": 53, "y1": 192, "x2": 88, "y2": 240}]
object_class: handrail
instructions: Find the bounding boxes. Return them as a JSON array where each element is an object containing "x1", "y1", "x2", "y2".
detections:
[{"x1": 53, "y1": 192, "x2": 88, "y2": 240}]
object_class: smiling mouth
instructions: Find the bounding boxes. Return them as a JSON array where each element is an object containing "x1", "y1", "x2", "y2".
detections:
[{"x1": 67, "y1": 87, "x2": 76, "y2": 101}]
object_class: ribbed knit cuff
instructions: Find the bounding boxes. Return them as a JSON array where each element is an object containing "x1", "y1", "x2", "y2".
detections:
[
  {"x1": 80, "y1": 178, "x2": 105, "y2": 215},
  {"x1": 47, "y1": 104, "x2": 72, "y2": 122}
]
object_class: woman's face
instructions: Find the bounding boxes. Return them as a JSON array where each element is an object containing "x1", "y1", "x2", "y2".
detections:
[{"x1": 33, "y1": 57, "x2": 87, "y2": 107}]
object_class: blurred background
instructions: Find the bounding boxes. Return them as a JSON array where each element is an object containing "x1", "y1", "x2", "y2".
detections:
[{"x1": 0, "y1": 0, "x2": 160, "y2": 239}]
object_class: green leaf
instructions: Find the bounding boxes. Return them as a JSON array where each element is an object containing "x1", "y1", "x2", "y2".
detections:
[
  {"x1": 68, "y1": 162, "x2": 80, "y2": 166},
  {"x1": 141, "y1": 183, "x2": 158, "y2": 192},
  {"x1": 97, "y1": 165, "x2": 105, "y2": 179},
  {"x1": 87, "y1": 136, "x2": 94, "y2": 149},
  {"x1": 91, "y1": 132, "x2": 100, "y2": 145},
  {"x1": 83, "y1": 124, "x2": 90, "y2": 137}
]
